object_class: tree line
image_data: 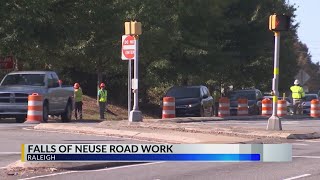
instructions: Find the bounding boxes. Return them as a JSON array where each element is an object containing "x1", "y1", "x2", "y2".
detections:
[{"x1": 0, "y1": 0, "x2": 318, "y2": 109}]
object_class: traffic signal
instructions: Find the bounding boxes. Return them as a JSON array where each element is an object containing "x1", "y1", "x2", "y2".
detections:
[{"x1": 269, "y1": 14, "x2": 290, "y2": 31}]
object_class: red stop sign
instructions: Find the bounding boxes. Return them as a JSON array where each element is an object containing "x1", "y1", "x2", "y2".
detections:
[{"x1": 122, "y1": 35, "x2": 136, "y2": 60}]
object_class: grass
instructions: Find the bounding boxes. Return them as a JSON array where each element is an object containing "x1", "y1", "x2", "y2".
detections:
[{"x1": 82, "y1": 95, "x2": 158, "y2": 121}]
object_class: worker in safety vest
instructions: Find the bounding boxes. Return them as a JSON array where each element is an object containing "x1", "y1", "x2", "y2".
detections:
[
  {"x1": 74, "y1": 83, "x2": 83, "y2": 120},
  {"x1": 212, "y1": 88, "x2": 221, "y2": 116},
  {"x1": 290, "y1": 79, "x2": 305, "y2": 115},
  {"x1": 97, "y1": 83, "x2": 107, "y2": 119}
]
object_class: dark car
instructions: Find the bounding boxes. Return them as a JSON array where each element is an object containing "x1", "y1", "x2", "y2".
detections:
[
  {"x1": 228, "y1": 89, "x2": 263, "y2": 115},
  {"x1": 164, "y1": 86, "x2": 214, "y2": 117},
  {"x1": 302, "y1": 93, "x2": 319, "y2": 114}
]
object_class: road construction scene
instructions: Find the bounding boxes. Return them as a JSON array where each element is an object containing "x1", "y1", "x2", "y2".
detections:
[{"x1": 1, "y1": 0, "x2": 320, "y2": 180}]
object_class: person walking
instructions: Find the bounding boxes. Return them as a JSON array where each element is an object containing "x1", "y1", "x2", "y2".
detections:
[
  {"x1": 74, "y1": 83, "x2": 83, "y2": 120},
  {"x1": 290, "y1": 79, "x2": 305, "y2": 115},
  {"x1": 97, "y1": 83, "x2": 107, "y2": 120},
  {"x1": 212, "y1": 88, "x2": 221, "y2": 116}
]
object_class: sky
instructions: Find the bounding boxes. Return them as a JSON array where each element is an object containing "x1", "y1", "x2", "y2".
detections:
[{"x1": 288, "y1": 0, "x2": 320, "y2": 63}]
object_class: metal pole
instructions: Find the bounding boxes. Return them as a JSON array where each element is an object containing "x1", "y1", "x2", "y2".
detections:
[
  {"x1": 128, "y1": 60, "x2": 132, "y2": 119},
  {"x1": 129, "y1": 36, "x2": 142, "y2": 122},
  {"x1": 267, "y1": 32, "x2": 282, "y2": 130},
  {"x1": 133, "y1": 38, "x2": 139, "y2": 111}
]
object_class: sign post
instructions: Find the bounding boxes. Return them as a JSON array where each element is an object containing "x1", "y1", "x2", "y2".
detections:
[
  {"x1": 267, "y1": 14, "x2": 290, "y2": 131},
  {"x1": 122, "y1": 21, "x2": 142, "y2": 122}
]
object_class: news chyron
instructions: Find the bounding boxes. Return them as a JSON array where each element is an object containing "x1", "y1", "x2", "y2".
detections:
[{"x1": 22, "y1": 144, "x2": 292, "y2": 162}]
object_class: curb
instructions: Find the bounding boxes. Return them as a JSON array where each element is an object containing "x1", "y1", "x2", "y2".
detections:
[
  {"x1": 151, "y1": 115, "x2": 316, "y2": 123},
  {"x1": 33, "y1": 124, "x2": 203, "y2": 143}
]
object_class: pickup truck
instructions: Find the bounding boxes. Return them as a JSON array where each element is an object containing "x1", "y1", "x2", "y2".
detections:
[{"x1": 0, "y1": 71, "x2": 74, "y2": 123}]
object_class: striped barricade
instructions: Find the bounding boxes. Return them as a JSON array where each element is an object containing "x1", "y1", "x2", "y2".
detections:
[
  {"x1": 218, "y1": 97, "x2": 230, "y2": 117},
  {"x1": 262, "y1": 98, "x2": 272, "y2": 116},
  {"x1": 311, "y1": 99, "x2": 320, "y2": 118},
  {"x1": 237, "y1": 98, "x2": 248, "y2": 116},
  {"x1": 162, "y1": 97, "x2": 175, "y2": 118},
  {"x1": 25, "y1": 93, "x2": 43, "y2": 123}
]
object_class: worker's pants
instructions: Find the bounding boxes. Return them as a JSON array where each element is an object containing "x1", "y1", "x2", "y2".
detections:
[
  {"x1": 293, "y1": 99, "x2": 303, "y2": 115},
  {"x1": 74, "y1": 101, "x2": 83, "y2": 120},
  {"x1": 214, "y1": 102, "x2": 219, "y2": 116},
  {"x1": 99, "y1": 102, "x2": 106, "y2": 119}
]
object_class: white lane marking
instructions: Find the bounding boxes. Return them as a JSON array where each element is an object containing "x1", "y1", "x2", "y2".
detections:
[
  {"x1": 18, "y1": 171, "x2": 77, "y2": 180},
  {"x1": 293, "y1": 156, "x2": 320, "y2": 159},
  {"x1": 283, "y1": 174, "x2": 311, "y2": 180},
  {"x1": 18, "y1": 162, "x2": 166, "y2": 180},
  {"x1": 291, "y1": 143, "x2": 309, "y2": 146},
  {"x1": 0, "y1": 152, "x2": 20, "y2": 155}
]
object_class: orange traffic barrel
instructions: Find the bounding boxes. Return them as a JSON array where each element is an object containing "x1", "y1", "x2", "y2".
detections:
[
  {"x1": 25, "y1": 93, "x2": 43, "y2": 123},
  {"x1": 311, "y1": 99, "x2": 320, "y2": 117},
  {"x1": 262, "y1": 98, "x2": 272, "y2": 116},
  {"x1": 277, "y1": 100, "x2": 287, "y2": 117},
  {"x1": 162, "y1": 97, "x2": 175, "y2": 118},
  {"x1": 237, "y1": 98, "x2": 248, "y2": 116},
  {"x1": 218, "y1": 97, "x2": 230, "y2": 117}
]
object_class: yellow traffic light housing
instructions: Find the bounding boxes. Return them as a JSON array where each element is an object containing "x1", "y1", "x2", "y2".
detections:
[
  {"x1": 269, "y1": 14, "x2": 290, "y2": 31},
  {"x1": 124, "y1": 21, "x2": 142, "y2": 35}
]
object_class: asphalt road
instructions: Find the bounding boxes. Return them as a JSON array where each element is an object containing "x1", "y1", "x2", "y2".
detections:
[
  {"x1": 0, "y1": 120, "x2": 144, "y2": 175},
  {"x1": 1, "y1": 121, "x2": 320, "y2": 180}
]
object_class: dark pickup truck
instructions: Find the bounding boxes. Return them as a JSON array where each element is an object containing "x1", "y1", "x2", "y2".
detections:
[{"x1": 0, "y1": 71, "x2": 74, "y2": 122}]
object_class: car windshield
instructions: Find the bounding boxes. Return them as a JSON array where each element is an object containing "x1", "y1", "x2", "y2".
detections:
[
  {"x1": 1, "y1": 74, "x2": 45, "y2": 86},
  {"x1": 305, "y1": 95, "x2": 318, "y2": 101},
  {"x1": 229, "y1": 91, "x2": 256, "y2": 101},
  {"x1": 166, "y1": 87, "x2": 200, "y2": 98}
]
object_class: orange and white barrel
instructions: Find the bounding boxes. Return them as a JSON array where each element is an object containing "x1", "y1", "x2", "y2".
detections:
[
  {"x1": 237, "y1": 98, "x2": 248, "y2": 116},
  {"x1": 277, "y1": 100, "x2": 287, "y2": 117},
  {"x1": 218, "y1": 97, "x2": 230, "y2": 117},
  {"x1": 162, "y1": 97, "x2": 175, "y2": 118},
  {"x1": 310, "y1": 99, "x2": 320, "y2": 117},
  {"x1": 25, "y1": 93, "x2": 43, "y2": 123},
  {"x1": 262, "y1": 98, "x2": 272, "y2": 116}
]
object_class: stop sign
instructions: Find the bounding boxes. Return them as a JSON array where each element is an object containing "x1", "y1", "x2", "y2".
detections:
[{"x1": 121, "y1": 35, "x2": 136, "y2": 60}]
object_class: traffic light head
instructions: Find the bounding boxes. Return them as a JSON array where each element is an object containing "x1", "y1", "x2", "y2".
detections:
[{"x1": 269, "y1": 14, "x2": 290, "y2": 31}]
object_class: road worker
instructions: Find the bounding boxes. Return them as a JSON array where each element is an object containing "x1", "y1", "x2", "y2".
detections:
[
  {"x1": 97, "y1": 83, "x2": 107, "y2": 120},
  {"x1": 212, "y1": 88, "x2": 221, "y2": 116},
  {"x1": 74, "y1": 83, "x2": 83, "y2": 120},
  {"x1": 290, "y1": 79, "x2": 305, "y2": 115}
]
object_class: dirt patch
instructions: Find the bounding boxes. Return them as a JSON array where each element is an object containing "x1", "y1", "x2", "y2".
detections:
[{"x1": 81, "y1": 95, "x2": 157, "y2": 121}]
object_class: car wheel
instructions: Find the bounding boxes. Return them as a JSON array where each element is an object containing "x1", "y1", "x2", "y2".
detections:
[
  {"x1": 43, "y1": 103, "x2": 49, "y2": 123},
  {"x1": 16, "y1": 116, "x2": 26, "y2": 123},
  {"x1": 61, "y1": 103, "x2": 72, "y2": 123}
]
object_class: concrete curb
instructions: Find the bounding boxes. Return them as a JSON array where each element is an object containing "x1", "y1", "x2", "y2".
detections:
[
  {"x1": 151, "y1": 115, "x2": 315, "y2": 123},
  {"x1": 34, "y1": 124, "x2": 203, "y2": 143}
]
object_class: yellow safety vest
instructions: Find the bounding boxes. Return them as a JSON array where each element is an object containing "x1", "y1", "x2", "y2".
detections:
[
  {"x1": 98, "y1": 89, "x2": 107, "y2": 102},
  {"x1": 74, "y1": 88, "x2": 83, "y2": 102},
  {"x1": 290, "y1": 85, "x2": 305, "y2": 99}
]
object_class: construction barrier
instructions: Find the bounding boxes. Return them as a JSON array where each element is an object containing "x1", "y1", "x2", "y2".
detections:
[
  {"x1": 277, "y1": 100, "x2": 287, "y2": 117},
  {"x1": 237, "y1": 98, "x2": 248, "y2": 116},
  {"x1": 261, "y1": 98, "x2": 272, "y2": 116},
  {"x1": 311, "y1": 99, "x2": 320, "y2": 118},
  {"x1": 218, "y1": 97, "x2": 230, "y2": 117},
  {"x1": 162, "y1": 97, "x2": 175, "y2": 118},
  {"x1": 25, "y1": 93, "x2": 43, "y2": 123}
]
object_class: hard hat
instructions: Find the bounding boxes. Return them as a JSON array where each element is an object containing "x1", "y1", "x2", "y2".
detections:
[
  {"x1": 294, "y1": 79, "x2": 300, "y2": 85},
  {"x1": 100, "y1": 83, "x2": 105, "y2": 88},
  {"x1": 74, "y1": 83, "x2": 80, "y2": 89}
]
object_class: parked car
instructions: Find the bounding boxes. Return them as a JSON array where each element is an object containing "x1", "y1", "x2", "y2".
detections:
[
  {"x1": 0, "y1": 71, "x2": 74, "y2": 123},
  {"x1": 302, "y1": 94, "x2": 319, "y2": 114},
  {"x1": 228, "y1": 89, "x2": 263, "y2": 115},
  {"x1": 163, "y1": 86, "x2": 214, "y2": 117}
]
